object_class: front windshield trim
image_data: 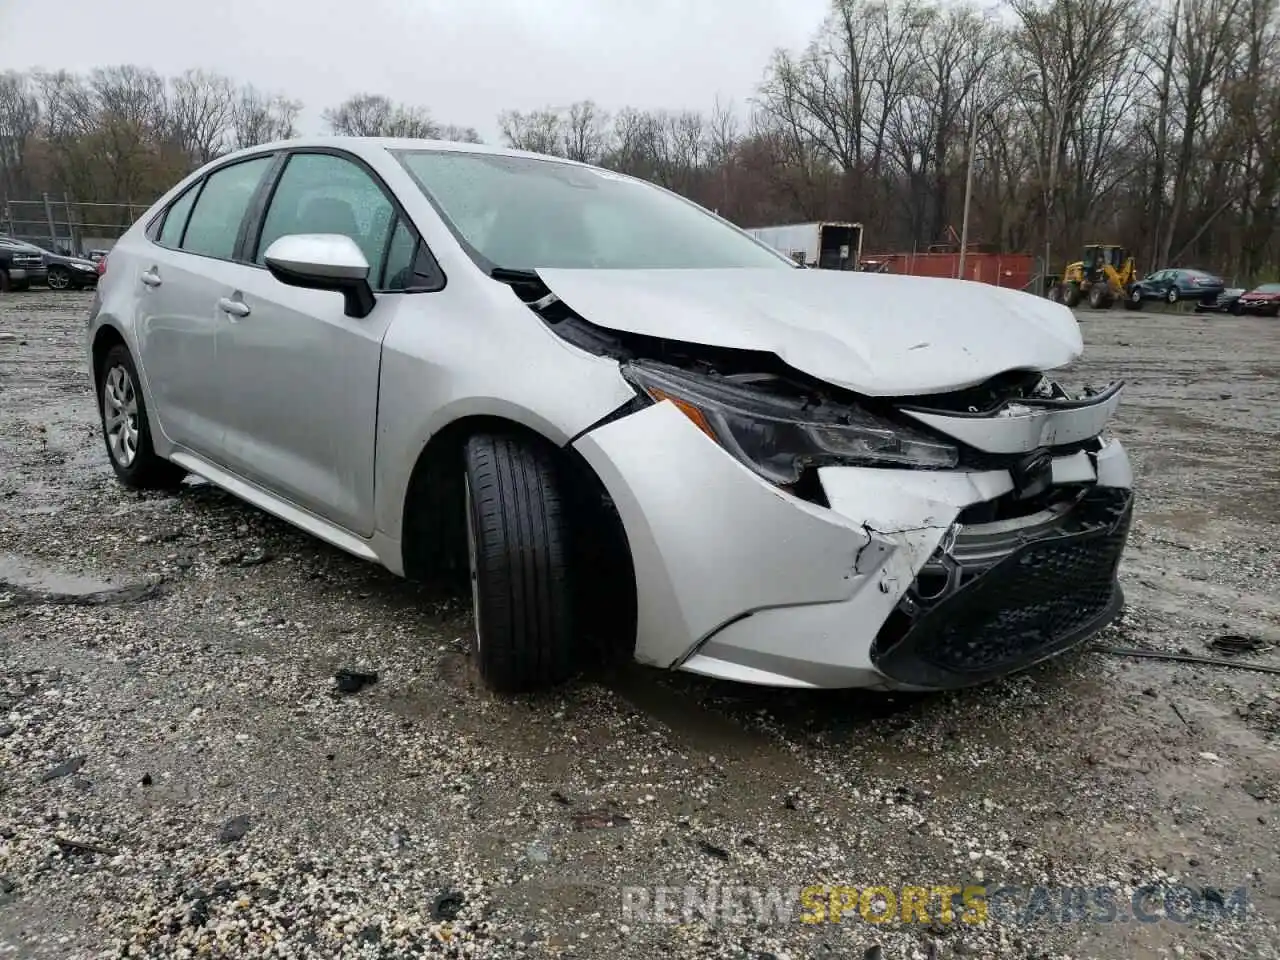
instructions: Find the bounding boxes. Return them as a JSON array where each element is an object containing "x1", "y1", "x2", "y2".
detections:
[{"x1": 390, "y1": 148, "x2": 797, "y2": 275}]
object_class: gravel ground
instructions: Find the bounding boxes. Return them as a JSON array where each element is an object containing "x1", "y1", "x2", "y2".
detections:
[{"x1": 1, "y1": 289, "x2": 1278, "y2": 960}]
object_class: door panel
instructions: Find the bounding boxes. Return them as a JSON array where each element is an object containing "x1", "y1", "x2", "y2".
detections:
[
  {"x1": 216, "y1": 269, "x2": 394, "y2": 536},
  {"x1": 135, "y1": 155, "x2": 275, "y2": 458},
  {"x1": 135, "y1": 249, "x2": 238, "y2": 458},
  {"x1": 217, "y1": 150, "x2": 411, "y2": 536}
]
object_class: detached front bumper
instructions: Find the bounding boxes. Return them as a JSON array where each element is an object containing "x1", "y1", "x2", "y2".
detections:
[{"x1": 573, "y1": 400, "x2": 1134, "y2": 691}]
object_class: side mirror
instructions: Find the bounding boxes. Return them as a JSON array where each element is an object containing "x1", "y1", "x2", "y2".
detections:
[{"x1": 263, "y1": 234, "x2": 375, "y2": 318}]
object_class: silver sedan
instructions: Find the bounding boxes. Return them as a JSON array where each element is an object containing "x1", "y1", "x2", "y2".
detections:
[{"x1": 87, "y1": 137, "x2": 1134, "y2": 693}]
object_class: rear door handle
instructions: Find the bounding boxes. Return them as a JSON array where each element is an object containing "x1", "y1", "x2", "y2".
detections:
[
  {"x1": 140, "y1": 268, "x2": 162, "y2": 288},
  {"x1": 217, "y1": 297, "x2": 251, "y2": 318}
]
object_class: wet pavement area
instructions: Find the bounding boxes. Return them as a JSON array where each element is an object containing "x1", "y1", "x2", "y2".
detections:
[{"x1": 0, "y1": 289, "x2": 1278, "y2": 959}]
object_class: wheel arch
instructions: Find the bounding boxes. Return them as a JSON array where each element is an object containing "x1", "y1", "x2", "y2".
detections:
[
  {"x1": 90, "y1": 323, "x2": 129, "y2": 393},
  {"x1": 398, "y1": 412, "x2": 639, "y2": 664}
]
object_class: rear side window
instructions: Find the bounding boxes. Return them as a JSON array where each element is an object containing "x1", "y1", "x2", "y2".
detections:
[
  {"x1": 181, "y1": 156, "x2": 274, "y2": 260},
  {"x1": 159, "y1": 184, "x2": 199, "y2": 248},
  {"x1": 254, "y1": 153, "x2": 395, "y2": 282}
]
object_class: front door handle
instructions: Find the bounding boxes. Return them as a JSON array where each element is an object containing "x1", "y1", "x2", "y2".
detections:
[
  {"x1": 217, "y1": 297, "x2": 251, "y2": 318},
  {"x1": 140, "y1": 268, "x2": 162, "y2": 288}
]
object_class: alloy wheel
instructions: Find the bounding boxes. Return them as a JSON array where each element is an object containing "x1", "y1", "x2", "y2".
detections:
[
  {"x1": 47, "y1": 269, "x2": 70, "y2": 290},
  {"x1": 102, "y1": 364, "x2": 139, "y2": 467}
]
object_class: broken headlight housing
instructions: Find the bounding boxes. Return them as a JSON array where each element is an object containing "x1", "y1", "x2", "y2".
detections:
[{"x1": 622, "y1": 362, "x2": 958, "y2": 484}]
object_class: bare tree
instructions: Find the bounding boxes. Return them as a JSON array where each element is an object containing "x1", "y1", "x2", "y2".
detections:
[
  {"x1": 499, "y1": 108, "x2": 565, "y2": 155},
  {"x1": 0, "y1": 72, "x2": 40, "y2": 200},
  {"x1": 230, "y1": 87, "x2": 300, "y2": 149},
  {"x1": 562, "y1": 101, "x2": 609, "y2": 162},
  {"x1": 167, "y1": 69, "x2": 235, "y2": 164}
]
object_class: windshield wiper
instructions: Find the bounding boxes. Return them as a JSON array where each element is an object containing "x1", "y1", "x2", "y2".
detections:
[{"x1": 490, "y1": 267, "x2": 541, "y2": 284}]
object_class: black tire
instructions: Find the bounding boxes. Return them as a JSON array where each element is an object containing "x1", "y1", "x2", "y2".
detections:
[
  {"x1": 1123, "y1": 286, "x2": 1143, "y2": 309},
  {"x1": 1062, "y1": 283, "x2": 1082, "y2": 308},
  {"x1": 47, "y1": 266, "x2": 72, "y2": 290},
  {"x1": 97, "y1": 344, "x2": 187, "y2": 490},
  {"x1": 1047, "y1": 285, "x2": 1063, "y2": 304},
  {"x1": 1166, "y1": 287, "x2": 1179, "y2": 304},
  {"x1": 462, "y1": 432, "x2": 574, "y2": 692},
  {"x1": 1228, "y1": 300, "x2": 1243, "y2": 316},
  {"x1": 1087, "y1": 283, "x2": 1109, "y2": 309}
]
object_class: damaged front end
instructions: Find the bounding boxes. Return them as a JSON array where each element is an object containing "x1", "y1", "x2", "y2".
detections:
[
  {"x1": 865, "y1": 375, "x2": 1133, "y2": 688},
  {"x1": 503, "y1": 269, "x2": 1134, "y2": 690}
]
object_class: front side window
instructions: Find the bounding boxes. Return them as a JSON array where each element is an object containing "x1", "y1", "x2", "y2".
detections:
[
  {"x1": 255, "y1": 152, "x2": 395, "y2": 284},
  {"x1": 180, "y1": 156, "x2": 274, "y2": 260},
  {"x1": 393, "y1": 150, "x2": 793, "y2": 272},
  {"x1": 158, "y1": 182, "x2": 200, "y2": 248}
]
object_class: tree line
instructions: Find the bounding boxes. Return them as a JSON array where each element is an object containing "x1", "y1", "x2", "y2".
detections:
[{"x1": 1, "y1": 0, "x2": 1277, "y2": 282}]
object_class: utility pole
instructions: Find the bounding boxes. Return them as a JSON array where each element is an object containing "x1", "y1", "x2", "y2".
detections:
[
  {"x1": 957, "y1": 104, "x2": 983, "y2": 280},
  {"x1": 43, "y1": 192, "x2": 58, "y2": 247}
]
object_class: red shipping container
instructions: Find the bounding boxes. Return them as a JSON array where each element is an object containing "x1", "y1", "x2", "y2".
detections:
[{"x1": 861, "y1": 252, "x2": 1034, "y2": 293}]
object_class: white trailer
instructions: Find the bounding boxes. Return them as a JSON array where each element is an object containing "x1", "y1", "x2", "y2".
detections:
[{"x1": 745, "y1": 221, "x2": 864, "y2": 270}]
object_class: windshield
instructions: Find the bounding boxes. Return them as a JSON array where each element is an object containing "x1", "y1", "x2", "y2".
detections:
[
  {"x1": 1256, "y1": 283, "x2": 1280, "y2": 293},
  {"x1": 394, "y1": 150, "x2": 793, "y2": 272}
]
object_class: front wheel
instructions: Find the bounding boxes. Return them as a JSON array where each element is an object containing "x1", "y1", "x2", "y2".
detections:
[
  {"x1": 1123, "y1": 286, "x2": 1143, "y2": 309},
  {"x1": 1062, "y1": 283, "x2": 1082, "y2": 308},
  {"x1": 98, "y1": 344, "x2": 187, "y2": 490},
  {"x1": 462, "y1": 433, "x2": 575, "y2": 693},
  {"x1": 47, "y1": 266, "x2": 72, "y2": 290},
  {"x1": 1166, "y1": 287, "x2": 1179, "y2": 304},
  {"x1": 1087, "y1": 284, "x2": 1110, "y2": 309}
]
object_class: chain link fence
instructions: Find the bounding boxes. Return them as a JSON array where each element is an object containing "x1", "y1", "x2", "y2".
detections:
[{"x1": 1, "y1": 194, "x2": 148, "y2": 257}]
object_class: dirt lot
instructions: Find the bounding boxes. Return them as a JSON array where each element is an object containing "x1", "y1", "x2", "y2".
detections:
[{"x1": 1, "y1": 289, "x2": 1278, "y2": 960}]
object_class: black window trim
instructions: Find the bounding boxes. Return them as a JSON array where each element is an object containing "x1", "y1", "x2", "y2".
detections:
[
  {"x1": 146, "y1": 150, "x2": 282, "y2": 265},
  {"x1": 242, "y1": 145, "x2": 446, "y2": 294},
  {"x1": 147, "y1": 178, "x2": 203, "y2": 248}
]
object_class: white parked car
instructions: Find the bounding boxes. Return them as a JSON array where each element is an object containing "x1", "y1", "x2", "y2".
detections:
[{"x1": 87, "y1": 138, "x2": 1134, "y2": 692}]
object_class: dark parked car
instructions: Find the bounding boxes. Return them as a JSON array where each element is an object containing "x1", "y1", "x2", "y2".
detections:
[
  {"x1": 1234, "y1": 282, "x2": 1280, "y2": 316},
  {"x1": 0, "y1": 238, "x2": 46, "y2": 290},
  {"x1": 1194, "y1": 287, "x2": 1246, "y2": 314},
  {"x1": 1126, "y1": 268, "x2": 1225, "y2": 306},
  {"x1": 25, "y1": 243, "x2": 100, "y2": 290}
]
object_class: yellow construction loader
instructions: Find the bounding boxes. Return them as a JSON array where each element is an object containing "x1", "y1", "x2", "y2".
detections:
[{"x1": 1050, "y1": 245, "x2": 1138, "y2": 309}]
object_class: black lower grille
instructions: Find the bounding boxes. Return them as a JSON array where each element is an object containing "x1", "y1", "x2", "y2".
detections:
[{"x1": 873, "y1": 488, "x2": 1133, "y2": 689}]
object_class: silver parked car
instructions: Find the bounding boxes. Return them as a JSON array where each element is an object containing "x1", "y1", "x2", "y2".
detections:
[{"x1": 88, "y1": 138, "x2": 1135, "y2": 693}]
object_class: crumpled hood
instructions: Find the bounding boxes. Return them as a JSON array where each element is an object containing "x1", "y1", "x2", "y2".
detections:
[{"x1": 535, "y1": 267, "x2": 1084, "y2": 397}]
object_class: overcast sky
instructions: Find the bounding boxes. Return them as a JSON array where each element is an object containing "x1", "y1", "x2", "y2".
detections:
[{"x1": 0, "y1": 0, "x2": 831, "y2": 141}]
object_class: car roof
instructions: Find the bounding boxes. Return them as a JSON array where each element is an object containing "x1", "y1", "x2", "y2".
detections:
[{"x1": 215, "y1": 136, "x2": 592, "y2": 169}]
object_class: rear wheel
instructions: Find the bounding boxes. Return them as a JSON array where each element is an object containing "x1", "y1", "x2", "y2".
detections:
[
  {"x1": 462, "y1": 432, "x2": 575, "y2": 693},
  {"x1": 98, "y1": 344, "x2": 187, "y2": 490}
]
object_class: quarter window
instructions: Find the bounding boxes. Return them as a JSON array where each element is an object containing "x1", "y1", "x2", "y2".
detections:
[
  {"x1": 158, "y1": 183, "x2": 200, "y2": 248},
  {"x1": 255, "y1": 153, "x2": 395, "y2": 284},
  {"x1": 180, "y1": 156, "x2": 274, "y2": 260}
]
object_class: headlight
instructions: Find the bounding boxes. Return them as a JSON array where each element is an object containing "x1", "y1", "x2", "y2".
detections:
[
  {"x1": 73, "y1": 262, "x2": 96, "y2": 271},
  {"x1": 622, "y1": 361, "x2": 958, "y2": 484}
]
